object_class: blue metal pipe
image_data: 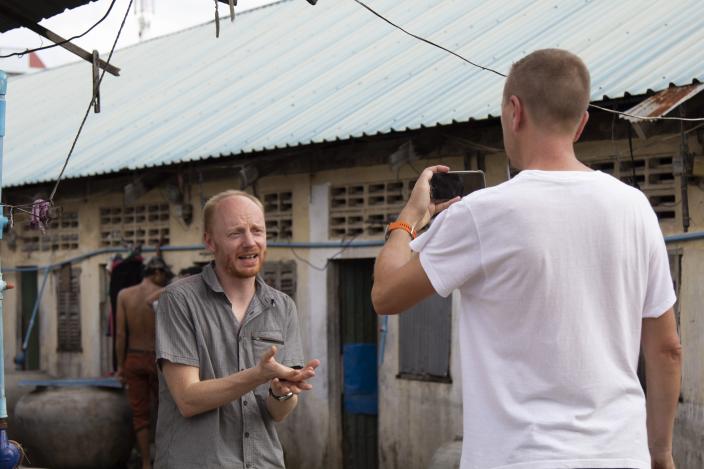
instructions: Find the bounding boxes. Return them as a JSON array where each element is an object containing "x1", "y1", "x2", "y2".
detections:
[
  {"x1": 0, "y1": 287, "x2": 6, "y2": 419},
  {"x1": 0, "y1": 69, "x2": 23, "y2": 466},
  {"x1": 0, "y1": 71, "x2": 8, "y2": 418},
  {"x1": 1, "y1": 229, "x2": 699, "y2": 274},
  {"x1": 2, "y1": 240, "x2": 385, "y2": 273},
  {"x1": 664, "y1": 231, "x2": 704, "y2": 243}
]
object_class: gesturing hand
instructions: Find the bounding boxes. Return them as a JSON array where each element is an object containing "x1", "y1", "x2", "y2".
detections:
[
  {"x1": 270, "y1": 358, "x2": 321, "y2": 396},
  {"x1": 257, "y1": 346, "x2": 319, "y2": 384}
]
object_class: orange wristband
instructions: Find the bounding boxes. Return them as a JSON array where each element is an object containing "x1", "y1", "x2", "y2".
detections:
[{"x1": 384, "y1": 221, "x2": 417, "y2": 241}]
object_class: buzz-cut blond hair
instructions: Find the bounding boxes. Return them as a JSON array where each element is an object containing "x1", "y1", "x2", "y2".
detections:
[
  {"x1": 203, "y1": 190, "x2": 264, "y2": 234},
  {"x1": 503, "y1": 49, "x2": 591, "y2": 134}
]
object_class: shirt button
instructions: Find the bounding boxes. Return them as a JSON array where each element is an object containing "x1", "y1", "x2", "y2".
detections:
[
  {"x1": 245, "y1": 432, "x2": 250, "y2": 438},
  {"x1": 243, "y1": 400, "x2": 248, "y2": 406}
]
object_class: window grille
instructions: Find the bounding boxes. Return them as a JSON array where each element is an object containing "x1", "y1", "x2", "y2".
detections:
[
  {"x1": 261, "y1": 261, "x2": 297, "y2": 300},
  {"x1": 99, "y1": 204, "x2": 170, "y2": 247},
  {"x1": 398, "y1": 294, "x2": 451, "y2": 381},
  {"x1": 588, "y1": 154, "x2": 677, "y2": 220},
  {"x1": 56, "y1": 264, "x2": 82, "y2": 352},
  {"x1": 263, "y1": 191, "x2": 293, "y2": 241},
  {"x1": 20, "y1": 211, "x2": 79, "y2": 252},
  {"x1": 329, "y1": 179, "x2": 415, "y2": 238}
]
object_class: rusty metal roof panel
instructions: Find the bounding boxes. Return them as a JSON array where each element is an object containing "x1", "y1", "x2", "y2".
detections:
[
  {"x1": 622, "y1": 84, "x2": 704, "y2": 122},
  {"x1": 3, "y1": 0, "x2": 704, "y2": 188}
]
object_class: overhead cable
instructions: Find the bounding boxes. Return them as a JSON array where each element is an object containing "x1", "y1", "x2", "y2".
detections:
[
  {"x1": 352, "y1": 0, "x2": 704, "y2": 123},
  {"x1": 0, "y1": 0, "x2": 118, "y2": 59},
  {"x1": 49, "y1": 0, "x2": 134, "y2": 203}
]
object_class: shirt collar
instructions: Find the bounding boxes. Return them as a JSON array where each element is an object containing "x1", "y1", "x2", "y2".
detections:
[{"x1": 201, "y1": 262, "x2": 275, "y2": 306}]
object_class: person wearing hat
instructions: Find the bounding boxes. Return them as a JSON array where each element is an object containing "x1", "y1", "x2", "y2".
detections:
[{"x1": 116, "y1": 256, "x2": 173, "y2": 469}]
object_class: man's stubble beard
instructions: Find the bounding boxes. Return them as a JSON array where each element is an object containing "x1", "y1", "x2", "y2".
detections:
[{"x1": 222, "y1": 249, "x2": 267, "y2": 279}]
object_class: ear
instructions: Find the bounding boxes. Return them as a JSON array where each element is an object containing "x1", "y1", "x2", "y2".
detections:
[
  {"x1": 573, "y1": 111, "x2": 589, "y2": 142},
  {"x1": 509, "y1": 95, "x2": 523, "y2": 132},
  {"x1": 203, "y1": 231, "x2": 215, "y2": 253}
]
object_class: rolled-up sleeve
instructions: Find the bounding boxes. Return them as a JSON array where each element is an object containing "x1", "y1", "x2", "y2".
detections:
[{"x1": 155, "y1": 289, "x2": 200, "y2": 368}]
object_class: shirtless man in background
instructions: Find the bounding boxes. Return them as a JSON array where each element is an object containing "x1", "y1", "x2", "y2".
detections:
[{"x1": 116, "y1": 257, "x2": 172, "y2": 469}]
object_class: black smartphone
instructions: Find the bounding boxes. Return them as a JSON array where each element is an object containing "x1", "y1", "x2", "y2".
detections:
[{"x1": 430, "y1": 170, "x2": 486, "y2": 201}]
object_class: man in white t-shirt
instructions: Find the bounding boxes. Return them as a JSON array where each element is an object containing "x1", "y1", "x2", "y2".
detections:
[{"x1": 372, "y1": 49, "x2": 682, "y2": 469}]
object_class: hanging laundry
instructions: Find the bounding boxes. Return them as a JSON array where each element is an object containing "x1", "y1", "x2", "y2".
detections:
[{"x1": 29, "y1": 199, "x2": 51, "y2": 233}]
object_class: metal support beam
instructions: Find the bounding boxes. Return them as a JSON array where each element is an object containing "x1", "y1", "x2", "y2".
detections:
[{"x1": 0, "y1": 4, "x2": 120, "y2": 77}]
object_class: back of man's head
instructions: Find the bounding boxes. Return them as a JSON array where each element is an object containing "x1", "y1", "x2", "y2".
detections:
[
  {"x1": 144, "y1": 256, "x2": 173, "y2": 281},
  {"x1": 503, "y1": 49, "x2": 590, "y2": 134}
]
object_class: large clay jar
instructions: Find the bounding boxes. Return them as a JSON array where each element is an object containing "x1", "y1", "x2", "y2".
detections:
[
  {"x1": 14, "y1": 386, "x2": 133, "y2": 469},
  {"x1": 4, "y1": 370, "x2": 51, "y2": 441}
]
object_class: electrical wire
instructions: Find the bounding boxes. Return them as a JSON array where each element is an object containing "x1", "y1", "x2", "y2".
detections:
[
  {"x1": 48, "y1": 0, "x2": 134, "y2": 203},
  {"x1": 352, "y1": 0, "x2": 704, "y2": 123},
  {"x1": 589, "y1": 104, "x2": 704, "y2": 123},
  {"x1": 0, "y1": 0, "x2": 118, "y2": 59},
  {"x1": 289, "y1": 232, "x2": 362, "y2": 271},
  {"x1": 352, "y1": 0, "x2": 505, "y2": 79}
]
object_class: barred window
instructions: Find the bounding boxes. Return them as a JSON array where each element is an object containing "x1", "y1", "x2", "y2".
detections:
[
  {"x1": 99, "y1": 204, "x2": 170, "y2": 247},
  {"x1": 261, "y1": 261, "x2": 297, "y2": 300},
  {"x1": 21, "y1": 211, "x2": 79, "y2": 252},
  {"x1": 263, "y1": 191, "x2": 293, "y2": 241},
  {"x1": 589, "y1": 154, "x2": 677, "y2": 220},
  {"x1": 56, "y1": 264, "x2": 81, "y2": 352},
  {"x1": 398, "y1": 294, "x2": 451, "y2": 382},
  {"x1": 329, "y1": 179, "x2": 414, "y2": 238}
]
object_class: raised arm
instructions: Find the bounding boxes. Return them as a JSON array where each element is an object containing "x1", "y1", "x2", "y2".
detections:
[
  {"x1": 371, "y1": 165, "x2": 457, "y2": 315},
  {"x1": 641, "y1": 308, "x2": 682, "y2": 469}
]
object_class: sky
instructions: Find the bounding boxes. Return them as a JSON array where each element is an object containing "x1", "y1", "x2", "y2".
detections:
[{"x1": 0, "y1": 0, "x2": 279, "y2": 69}]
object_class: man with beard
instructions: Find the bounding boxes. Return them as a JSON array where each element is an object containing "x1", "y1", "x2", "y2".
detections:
[{"x1": 154, "y1": 190, "x2": 319, "y2": 469}]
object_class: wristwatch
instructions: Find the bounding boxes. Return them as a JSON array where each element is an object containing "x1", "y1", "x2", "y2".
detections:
[
  {"x1": 384, "y1": 221, "x2": 417, "y2": 241},
  {"x1": 269, "y1": 386, "x2": 294, "y2": 401}
]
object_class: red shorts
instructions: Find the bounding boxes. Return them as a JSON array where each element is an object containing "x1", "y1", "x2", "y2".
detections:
[{"x1": 123, "y1": 351, "x2": 158, "y2": 432}]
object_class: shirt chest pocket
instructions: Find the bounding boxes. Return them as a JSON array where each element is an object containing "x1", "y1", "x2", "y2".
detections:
[{"x1": 250, "y1": 330, "x2": 285, "y2": 362}]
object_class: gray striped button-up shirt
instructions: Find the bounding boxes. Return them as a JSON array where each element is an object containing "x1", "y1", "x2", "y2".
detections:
[{"x1": 154, "y1": 262, "x2": 304, "y2": 469}]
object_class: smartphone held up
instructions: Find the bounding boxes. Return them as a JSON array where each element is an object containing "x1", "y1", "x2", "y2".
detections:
[{"x1": 430, "y1": 170, "x2": 486, "y2": 201}]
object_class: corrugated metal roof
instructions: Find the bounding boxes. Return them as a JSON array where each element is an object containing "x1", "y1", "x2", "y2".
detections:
[
  {"x1": 4, "y1": 0, "x2": 704, "y2": 188},
  {"x1": 0, "y1": 1, "x2": 98, "y2": 33}
]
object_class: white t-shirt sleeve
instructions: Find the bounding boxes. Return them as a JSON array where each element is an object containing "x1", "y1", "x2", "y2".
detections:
[
  {"x1": 642, "y1": 210, "x2": 677, "y2": 318},
  {"x1": 409, "y1": 202, "x2": 484, "y2": 298}
]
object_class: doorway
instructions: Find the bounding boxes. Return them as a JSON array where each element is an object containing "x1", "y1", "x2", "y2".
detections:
[{"x1": 336, "y1": 259, "x2": 378, "y2": 469}]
